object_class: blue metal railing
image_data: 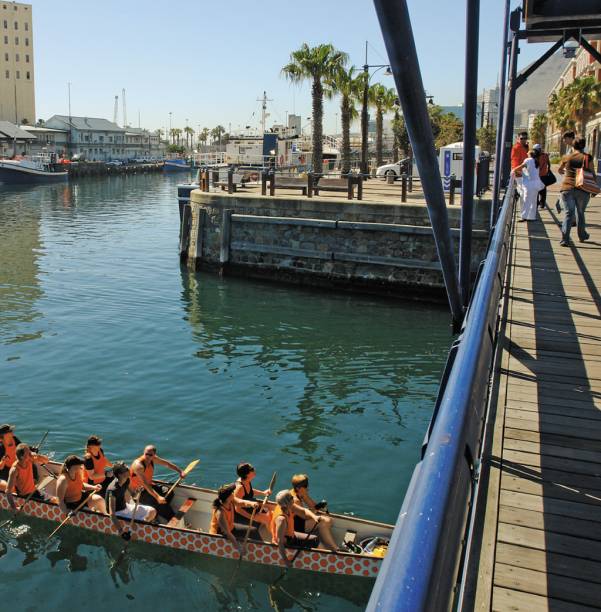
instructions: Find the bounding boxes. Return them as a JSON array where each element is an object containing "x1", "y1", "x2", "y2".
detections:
[{"x1": 367, "y1": 178, "x2": 515, "y2": 612}]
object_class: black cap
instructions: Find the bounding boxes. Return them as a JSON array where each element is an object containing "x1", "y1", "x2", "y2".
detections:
[
  {"x1": 0, "y1": 424, "x2": 15, "y2": 434},
  {"x1": 64, "y1": 454, "x2": 85, "y2": 469}
]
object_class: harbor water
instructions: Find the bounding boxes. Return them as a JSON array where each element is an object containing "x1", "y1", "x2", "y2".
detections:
[{"x1": 0, "y1": 173, "x2": 450, "y2": 610}]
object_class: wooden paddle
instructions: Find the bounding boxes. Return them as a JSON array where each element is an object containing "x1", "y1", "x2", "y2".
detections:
[
  {"x1": 240, "y1": 471, "x2": 277, "y2": 560},
  {"x1": 273, "y1": 518, "x2": 321, "y2": 586},
  {"x1": 111, "y1": 490, "x2": 142, "y2": 568},
  {"x1": 47, "y1": 491, "x2": 95, "y2": 540},
  {"x1": 164, "y1": 459, "x2": 199, "y2": 498}
]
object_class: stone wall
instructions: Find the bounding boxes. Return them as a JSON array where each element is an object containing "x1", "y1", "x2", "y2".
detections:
[{"x1": 184, "y1": 190, "x2": 491, "y2": 302}]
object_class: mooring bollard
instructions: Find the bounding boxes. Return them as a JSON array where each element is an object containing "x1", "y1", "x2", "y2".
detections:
[
  {"x1": 449, "y1": 174, "x2": 456, "y2": 205},
  {"x1": 269, "y1": 170, "x2": 275, "y2": 197},
  {"x1": 261, "y1": 171, "x2": 268, "y2": 196},
  {"x1": 387, "y1": 173, "x2": 395, "y2": 185},
  {"x1": 227, "y1": 168, "x2": 234, "y2": 194},
  {"x1": 307, "y1": 172, "x2": 314, "y2": 198},
  {"x1": 401, "y1": 174, "x2": 407, "y2": 202}
]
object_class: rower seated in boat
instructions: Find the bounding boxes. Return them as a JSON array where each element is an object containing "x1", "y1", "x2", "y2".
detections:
[
  {"x1": 290, "y1": 474, "x2": 338, "y2": 551},
  {"x1": 106, "y1": 462, "x2": 156, "y2": 539},
  {"x1": 6, "y1": 444, "x2": 53, "y2": 509},
  {"x1": 130, "y1": 445, "x2": 183, "y2": 522},
  {"x1": 209, "y1": 483, "x2": 261, "y2": 555},
  {"x1": 271, "y1": 490, "x2": 322, "y2": 566},
  {"x1": 0, "y1": 424, "x2": 22, "y2": 491},
  {"x1": 233, "y1": 462, "x2": 272, "y2": 529},
  {"x1": 56, "y1": 455, "x2": 106, "y2": 515},
  {"x1": 84, "y1": 435, "x2": 113, "y2": 497}
]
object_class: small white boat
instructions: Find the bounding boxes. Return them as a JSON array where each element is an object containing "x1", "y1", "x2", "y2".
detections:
[
  {"x1": 0, "y1": 156, "x2": 69, "y2": 184},
  {"x1": 0, "y1": 461, "x2": 393, "y2": 578}
]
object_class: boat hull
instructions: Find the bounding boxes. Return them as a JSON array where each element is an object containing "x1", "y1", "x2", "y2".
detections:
[
  {"x1": 0, "y1": 464, "x2": 389, "y2": 578},
  {"x1": 164, "y1": 161, "x2": 192, "y2": 172},
  {"x1": 0, "y1": 163, "x2": 69, "y2": 184}
]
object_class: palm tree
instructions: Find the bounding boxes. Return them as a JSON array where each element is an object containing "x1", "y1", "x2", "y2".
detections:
[
  {"x1": 530, "y1": 113, "x2": 547, "y2": 149},
  {"x1": 184, "y1": 126, "x2": 194, "y2": 150},
  {"x1": 282, "y1": 43, "x2": 348, "y2": 174},
  {"x1": 369, "y1": 84, "x2": 397, "y2": 166},
  {"x1": 199, "y1": 127, "x2": 210, "y2": 146},
  {"x1": 563, "y1": 76, "x2": 601, "y2": 135},
  {"x1": 211, "y1": 125, "x2": 225, "y2": 145},
  {"x1": 326, "y1": 65, "x2": 362, "y2": 174}
]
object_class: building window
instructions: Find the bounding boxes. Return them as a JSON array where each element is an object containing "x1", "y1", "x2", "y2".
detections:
[
  {"x1": 25, "y1": 54, "x2": 29, "y2": 62},
  {"x1": 14, "y1": 35, "x2": 18, "y2": 44},
  {"x1": 3, "y1": 19, "x2": 6, "y2": 28},
  {"x1": 26, "y1": 71, "x2": 29, "y2": 79},
  {"x1": 3, "y1": 52, "x2": 7, "y2": 61},
  {"x1": 15, "y1": 70, "x2": 19, "y2": 79},
  {"x1": 24, "y1": 22, "x2": 28, "y2": 31},
  {"x1": 15, "y1": 52, "x2": 18, "y2": 61},
  {"x1": 5, "y1": 69, "x2": 8, "y2": 78},
  {"x1": 24, "y1": 37, "x2": 28, "y2": 46},
  {"x1": 13, "y1": 20, "x2": 17, "y2": 29},
  {"x1": 3, "y1": 36, "x2": 7, "y2": 44}
]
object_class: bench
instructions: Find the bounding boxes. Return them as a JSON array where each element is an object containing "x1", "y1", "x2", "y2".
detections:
[
  {"x1": 313, "y1": 176, "x2": 362, "y2": 200},
  {"x1": 261, "y1": 173, "x2": 308, "y2": 196},
  {"x1": 166, "y1": 497, "x2": 195, "y2": 528}
]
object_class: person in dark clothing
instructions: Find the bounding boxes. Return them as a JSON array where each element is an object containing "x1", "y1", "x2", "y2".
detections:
[{"x1": 0, "y1": 424, "x2": 22, "y2": 489}]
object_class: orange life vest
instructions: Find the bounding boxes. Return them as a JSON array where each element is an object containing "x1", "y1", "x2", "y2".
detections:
[
  {"x1": 130, "y1": 455, "x2": 154, "y2": 489},
  {"x1": 86, "y1": 448, "x2": 108, "y2": 483},
  {"x1": 210, "y1": 503, "x2": 234, "y2": 535},
  {"x1": 2, "y1": 433, "x2": 17, "y2": 468},
  {"x1": 271, "y1": 505, "x2": 294, "y2": 544},
  {"x1": 12, "y1": 459, "x2": 35, "y2": 496},
  {"x1": 64, "y1": 467, "x2": 84, "y2": 503}
]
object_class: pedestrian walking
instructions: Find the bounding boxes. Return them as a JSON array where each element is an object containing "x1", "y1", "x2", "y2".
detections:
[
  {"x1": 511, "y1": 132, "x2": 529, "y2": 206},
  {"x1": 511, "y1": 150, "x2": 545, "y2": 221},
  {"x1": 533, "y1": 144, "x2": 555, "y2": 209}
]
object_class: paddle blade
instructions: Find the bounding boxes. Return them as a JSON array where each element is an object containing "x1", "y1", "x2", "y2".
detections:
[{"x1": 182, "y1": 459, "x2": 200, "y2": 477}]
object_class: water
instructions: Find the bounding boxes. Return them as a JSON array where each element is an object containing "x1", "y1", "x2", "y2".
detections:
[{"x1": 0, "y1": 174, "x2": 450, "y2": 610}]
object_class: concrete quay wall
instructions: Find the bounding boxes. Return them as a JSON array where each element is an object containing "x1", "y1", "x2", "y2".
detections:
[{"x1": 184, "y1": 190, "x2": 491, "y2": 302}]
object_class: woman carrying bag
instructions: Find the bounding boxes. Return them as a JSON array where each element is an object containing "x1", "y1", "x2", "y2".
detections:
[{"x1": 534, "y1": 144, "x2": 555, "y2": 210}]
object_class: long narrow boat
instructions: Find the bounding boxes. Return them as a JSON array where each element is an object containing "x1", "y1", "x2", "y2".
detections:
[{"x1": 0, "y1": 461, "x2": 392, "y2": 578}]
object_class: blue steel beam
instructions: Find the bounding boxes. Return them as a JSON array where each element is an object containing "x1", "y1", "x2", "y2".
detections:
[
  {"x1": 459, "y1": 0, "x2": 480, "y2": 307},
  {"x1": 373, "y1": 0, "x2": 463, "y2": 327},
  {"x1": 491, "y1": 0, "x2": 512, "y2": 226}
]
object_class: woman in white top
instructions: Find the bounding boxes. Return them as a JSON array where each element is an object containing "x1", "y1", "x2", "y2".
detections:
[{"x1": 512, "y1": 150, "x2": 545, "y2": 221}]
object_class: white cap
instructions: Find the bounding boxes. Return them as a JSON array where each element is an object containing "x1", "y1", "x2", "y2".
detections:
[{"x1": 533, "y1": 143, "x2": 541, "y2": 151}]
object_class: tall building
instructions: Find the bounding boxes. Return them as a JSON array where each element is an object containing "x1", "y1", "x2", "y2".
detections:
[{"x1": 0, "y1": 2, "x2": 35, "y2": 125}]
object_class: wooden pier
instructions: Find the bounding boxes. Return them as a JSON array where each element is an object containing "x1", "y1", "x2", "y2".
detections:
[{"x1": 468, "y1": 197, "x2": 601, "y2": 611}]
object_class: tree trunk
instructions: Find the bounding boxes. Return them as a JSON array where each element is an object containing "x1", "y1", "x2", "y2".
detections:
[
  {"x1": 376, "y1": 108, "x2": 383, "y2": 166},
  {"x1": 341, "y1": 94, "x2": 351, "y2": 175},
  {"x1": 392, "y1": 110, "x2": 400, "y2": 162},
  {"x1": 312, "y1": 77, "x2": 324, "y2": 174}
]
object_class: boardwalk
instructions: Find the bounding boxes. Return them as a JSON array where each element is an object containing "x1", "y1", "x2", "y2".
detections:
[{"x1": 470, "y1": 196, "x2": 601, "y2": 611}]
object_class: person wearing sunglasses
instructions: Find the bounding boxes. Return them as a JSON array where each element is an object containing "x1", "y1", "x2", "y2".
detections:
[{"x1": 130, "y1": 445, "x2": 184, "y2": 522}]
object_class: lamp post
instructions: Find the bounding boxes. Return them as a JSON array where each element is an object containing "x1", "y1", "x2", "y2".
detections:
[
  {"x1": 168, "y1": 111, "x2": 172, "y2": 145},
  {"x1": 360, "y1": 41, "x2": 392, "y2": 177}
]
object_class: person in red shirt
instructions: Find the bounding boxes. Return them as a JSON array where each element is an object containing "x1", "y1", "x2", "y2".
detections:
[{"x1": 511, "y1": 132, "x2": 529, "y2": 176}]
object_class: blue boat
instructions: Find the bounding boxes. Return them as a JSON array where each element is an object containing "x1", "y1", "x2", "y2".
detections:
[
  {"x1": 0, "y1": 157, "x2": 69, "y2": 184},
  {"x1": 164, "y1": 158, "x2": 192, "y2": 172}
]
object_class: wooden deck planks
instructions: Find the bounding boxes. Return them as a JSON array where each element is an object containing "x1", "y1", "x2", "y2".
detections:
[{"x1": 468, "y1": 201, "x2": 601, "y2": 610}]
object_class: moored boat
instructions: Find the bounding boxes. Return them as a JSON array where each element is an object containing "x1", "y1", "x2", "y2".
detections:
[
  {"x1": 0, "y1": 156, "x2": 69, "y2": 184},
  {"x1": 164, "y1": 158, "x2": 192, "y2": 172},
  {"x1": 0, "y1": 460, "x2": 392, "y2": 577}
]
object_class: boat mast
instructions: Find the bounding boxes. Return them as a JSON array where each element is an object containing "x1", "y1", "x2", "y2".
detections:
[{"x1": 257, "y1": 91, "x2": 272, "y2": 135}]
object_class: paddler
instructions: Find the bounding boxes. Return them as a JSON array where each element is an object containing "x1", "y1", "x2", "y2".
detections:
[
  {"x1": 290, "y1": 474, "x2": 338, "y2": 551},
  {"x1": 130, "y1": 445, "x2": 184, "y2": 522},
  {"x1": 106, "y1": 462, "x2": 156, "y2": 538},
  {"x1": 233, "y1": 462, "x2": 272, "y2": 529},
  {"x1": 84, "y1": 435, "x2": 113, "y2": 496},
  {"x1": 6, "y1": 443, "x2": 54, "y2": 510},
  {"x1": 271, "y1": 490, "x2": 322, "y2": 566},
  {"x1": 56, "y1": 455, "x2": 106, "y2": 515},
  {"x1": 209, "y1": 483, "x2": 261, "y2": 555},
  {"x1": 0, "y1": 424, "x2": 22, "y2": 490}
]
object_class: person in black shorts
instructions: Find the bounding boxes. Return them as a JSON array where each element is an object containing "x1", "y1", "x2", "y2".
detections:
[{"x1": 6, "y1": 444, "x2": 52, "y2": 510}]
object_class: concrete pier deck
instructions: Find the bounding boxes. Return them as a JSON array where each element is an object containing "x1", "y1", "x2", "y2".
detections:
[{"x1": 469, "y1": 198, "x2": 601, "y2": 611}]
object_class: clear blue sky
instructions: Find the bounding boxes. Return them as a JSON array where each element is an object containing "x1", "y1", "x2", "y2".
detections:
[{"x1": 29, "y1": 0, "x2": 549, "y2": 133}]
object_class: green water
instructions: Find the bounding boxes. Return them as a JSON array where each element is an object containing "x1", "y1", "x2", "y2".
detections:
[{"x1": 0, "y1": 174, "x2": 450, "y2": 610}]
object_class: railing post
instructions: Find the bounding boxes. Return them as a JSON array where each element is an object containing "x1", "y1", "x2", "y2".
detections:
[
  {"x1": 269, "y1": 169, "x2": 275, "y2": 196},
  {"x1": 449, "y1": 174, "x2": 456, "y2": 205},
  {"x1": 401, "y1": 174, "x2": 407, "y2": 202},
  {"x1": 227, "y1": 168, "x2": 234, "y2": 194},
  {"x1": 307, "y1": 172, "x2": 313, "y2": 198},
  {"x1": 261, "y1": 170, "x2": 267, "y2": 196},
  {"x1": 346, "y1": 174, "x2": 353, "y2": 200},
  {"x1": 357, "y1": 174, "x2": 363, "y2": 200}
]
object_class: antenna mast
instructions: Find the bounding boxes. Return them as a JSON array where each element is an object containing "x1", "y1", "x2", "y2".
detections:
[
  {"x1": 113, "y1": 95, "x2": 119, "y2": 125},
  {"x1": 256, "y1": 91, "x2": 273, "y2": 135},
  {"x1": 122, "y1": 88, "x2": 127, "y2": 127}
]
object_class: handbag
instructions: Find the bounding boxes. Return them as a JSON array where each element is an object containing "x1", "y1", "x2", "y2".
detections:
[
  {"x1": 575, "y1": 155, "x2": 600, "y2": 195},
  {"x1": 540, "y1": 171, "x2": 557, "y2": 187}
]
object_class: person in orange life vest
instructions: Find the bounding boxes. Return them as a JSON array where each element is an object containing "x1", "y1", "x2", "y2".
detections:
[
  {"x1": 6, "y1": 444, "x2": 54, "y2": 511},
  {"x1": 56, "y1": 455, "x2": 106, "y2": 516},
  {"x1": 290, "y1": 474, "x2": 338, "y2": 551},
  {"x1": 233, "y1": 462, "x2": 273, "y2": 534},
  {"x1": 84, "y1": 435, "x2": 113, "y2": 497},
  {"x1": 271, "y1": 489, "x2": 322, "y2": 567},
  {"x1": 130, "y1": 445, "x2": 184, "y2": 522},
  {"x1": 106, "y1": 462, "x2": 156, "y2": 540},
  {"x1": 0, "y1": 424, "x2": 22, "y2": 490},
  {"x1": 209, "y1": 483, "x2": 261, "y2": 556}
]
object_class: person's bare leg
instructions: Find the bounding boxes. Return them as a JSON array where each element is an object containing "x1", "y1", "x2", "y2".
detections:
[{"x1": 306, "y1": 516, "x2": 338, "y2": 551}]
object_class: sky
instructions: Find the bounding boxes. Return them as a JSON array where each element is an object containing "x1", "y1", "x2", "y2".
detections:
[{"x1": 28, "y1": 0, "x2": 551, "y2": 134}]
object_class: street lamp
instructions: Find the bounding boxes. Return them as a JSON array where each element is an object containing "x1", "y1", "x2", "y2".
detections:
[{"x1": 360, "y1": 41, "x2": 393, "y2": 176}]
